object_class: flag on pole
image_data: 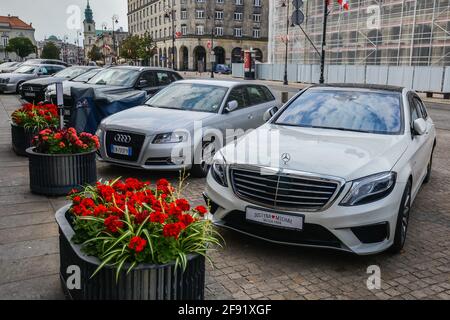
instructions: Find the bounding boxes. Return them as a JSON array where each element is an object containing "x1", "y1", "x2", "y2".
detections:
[{"x1": 337, "y1": 0, "x2": 350, "y2": 10}]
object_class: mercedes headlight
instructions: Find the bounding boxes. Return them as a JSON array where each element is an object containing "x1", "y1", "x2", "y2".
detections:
[
  {"x1": 152, "y1": 132, "x2": 187, "y2": 144},
  {"x1": 340, "y1": 172, "x2": 397, "y2": 206},
  {"x1": 4, "y1": 78, "x2": 10, "y2": 83},
  {"x1": 211, "y1": 152, "x2": 228, "y2": 187}
]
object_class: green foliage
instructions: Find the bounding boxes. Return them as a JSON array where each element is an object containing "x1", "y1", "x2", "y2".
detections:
[
  {"x1": 120, "y1": 33, "x2": 156, "y2": 62},
  {"x1": 6, "y1": 37, "x2": 36, "y2": 59},
  {"x1": 88, "y1": 45, "x2": 103, "y2": 62},
  {"x1": 41, "y1": 41, "x2": 60, "y2": 60}
]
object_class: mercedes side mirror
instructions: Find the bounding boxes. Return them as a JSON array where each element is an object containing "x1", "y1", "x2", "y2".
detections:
[
  {"x1": 225, "y1": 100, "x2": 239, "y2": 113},
  {"x1": 263, "y1": 106, "x2": 279, "y2": 122},
  {"x1": 413, "y1": 118, "x2": 427, "y2": 136}
]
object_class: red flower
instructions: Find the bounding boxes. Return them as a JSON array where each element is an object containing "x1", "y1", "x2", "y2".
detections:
[
  {"x1": 72, "y1": 196, "x2": 82, "y2": 204},
  {"x1": 128, "y1": 236, "x2": 147, "y2": 253},
  {"x1": 149, "y1": 211, "x2": 168, "y2": 224},
  {"x1": 104, "y1": 215, "x2": 123, "y2": 233},
  {"x1": 179, "y1": 214, "x2": 194, "y2": 227},
  {"x1": 93, "y1": 204, "x2": 108, "y2": 217},
  {"x1": 195, "y1": 205, "x2": 208, "y2": 216},
  {"x1": 162, "y1": 222, "x2": 185, "y2": 239},
  {"x1": 135, "y1": 210, "x2": 150, "y2": 224},
  {"x1": 176, "y1": 198, "x2": 190, "y2": 211},
  {"x1": 167, "y1": 203, "x2": 182, "y2": 218}
]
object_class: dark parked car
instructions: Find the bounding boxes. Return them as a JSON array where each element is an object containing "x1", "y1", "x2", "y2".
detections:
[
  {"x1": 46, "y1": 66, "x2": 183, "y2": 106},
  {"x1": 20, "y1": 66, "x2": 99, "y2": 102},
  {"x1": 214, "y1": 64, "x2": 232, "y2": 74}
]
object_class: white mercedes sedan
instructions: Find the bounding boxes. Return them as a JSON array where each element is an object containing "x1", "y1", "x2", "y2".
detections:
[{"x1": 204, "y1": 84, "x2": 436, "y2": 255}]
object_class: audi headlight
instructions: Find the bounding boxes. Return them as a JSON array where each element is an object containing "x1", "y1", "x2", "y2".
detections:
[
  {"x1": 211, "y1": 152, "x2": 228, "y2": 187},
  {"x1": 340, "y1": 172, "x2": 397, "y2": 206},
  {"x1": 152, "y1": 132, "x2": 187, "y2": 144}
]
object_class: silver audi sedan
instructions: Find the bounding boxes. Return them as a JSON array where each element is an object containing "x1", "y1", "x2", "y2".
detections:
[{"x1": 96, "y1": 79, "x2": 280, "y2": 177}]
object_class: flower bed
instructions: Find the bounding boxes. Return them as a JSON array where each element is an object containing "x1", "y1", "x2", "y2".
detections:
[
  {"x1": 11, "y1": 102, "x2": 59, "y2": 156},
  {"x1": 27, "y1": 128, "x2": 99, "y2": 196},
  {"x1": 57, "y1": 178, "x2": 218, "y2": 300}
]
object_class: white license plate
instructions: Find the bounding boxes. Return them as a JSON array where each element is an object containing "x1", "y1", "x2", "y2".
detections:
[
  {"x1": 246, "y1": 207, "x2": 304, "y2": 231},
  {"x1": 110, "y1": 145, "x2": 132, "y2": 156},
  {"x1": 24, "y1": 92, "x2": 35, "y2": 97}
]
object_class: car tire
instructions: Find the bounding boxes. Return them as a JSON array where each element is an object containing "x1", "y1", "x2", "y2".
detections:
[
  {"x1": 388, "y1": 180, "x2": 412, "y2": 254},
  {"x1": 16, "y1": 82, "x2": 24, "y2": 94},
  {"x1": 423, "y1": 148, "x2": 434, "y2": 184},
  {"x1": 191, "y1": 140, "x2": 216, "y2": 178}
]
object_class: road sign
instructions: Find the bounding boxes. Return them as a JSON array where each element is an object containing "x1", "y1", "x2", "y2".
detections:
[{"x1": 292, "y1": 10, "x2": 305, "y2": 25}]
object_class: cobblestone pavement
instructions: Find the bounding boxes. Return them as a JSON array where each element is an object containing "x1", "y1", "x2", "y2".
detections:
[{"x1": 0, "y1": 93, "x2": 449, "y2": 300}]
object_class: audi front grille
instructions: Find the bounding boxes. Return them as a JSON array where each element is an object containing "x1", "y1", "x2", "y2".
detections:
[
  {"x1": 105, "y1": 130, "x2": 145, "y2": 162},
  {"x1": 230, "y1": 166, "x2": 342, "y2": 211}
]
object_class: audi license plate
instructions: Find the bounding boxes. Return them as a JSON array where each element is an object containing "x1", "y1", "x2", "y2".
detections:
[
  {"x1": 246, "y1": 207, "x2": 304, "y2": 231},
  {"x1": 24, "y1": 92, "x2": 35, "y2": 97},
  {"x1": 110, "y1": 145, "x2": 132, "y2": 156}
]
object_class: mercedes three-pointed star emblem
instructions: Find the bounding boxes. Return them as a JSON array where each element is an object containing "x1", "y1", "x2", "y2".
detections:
[{"x1": 281, "y1": 153, "x2": 291, "y2": 165}]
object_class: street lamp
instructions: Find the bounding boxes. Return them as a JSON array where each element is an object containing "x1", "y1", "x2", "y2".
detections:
[
  {"x1": 281, "y1": 0, "x2": 291, "y2": 86},
  {"x1": 1, "y1": 34, "x2": 9, "y2": 61},
  {"x1": 112, "y1": 15, "x2": 119, "y2": 64},
  {"x1": 207, "y1": 14, "x2": 216, "y2": 78},
  {"x1": 164, "y1": 5, "x2": 176, "y2": 70},
  {"x1": 62, "y1": 35, "x2": 69, "y2": 63}
]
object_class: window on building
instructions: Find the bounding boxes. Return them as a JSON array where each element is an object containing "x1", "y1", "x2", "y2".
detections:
[
  {"x1": 234, "y1": 28, "x2": 242, "y2": 37},
  {"x1": 196, "y1": 25, "x2": 205, "y2": 35},
  {"x1": 234, "y1": 12, "x2": 243, "y2": 20}
]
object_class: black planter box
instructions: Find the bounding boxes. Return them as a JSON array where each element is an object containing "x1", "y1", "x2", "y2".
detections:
[
  {"x1": 11, "y1": 123, "x2": 37, "y2": 156},
  {"x1": 56, "y1": 204, "x2": 206, "y2": 300},
  {"x1": 27, "y1": 148, "x2": 97, "y2": 196}
]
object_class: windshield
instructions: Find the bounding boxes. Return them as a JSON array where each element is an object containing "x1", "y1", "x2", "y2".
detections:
[
  {"x1": 275, "y1": 89, "x2": 403, "y2": 135},
  {"x1": 53, "y1": 67, "x2": 87, "y2": 79},
  {"x1": 13, "y1": 65, "x2": 36, "y2": 74},
  {"x1": 145, "y1": 83, "x2": 228, "y2": 113},
  {"x1": 87, "y1": 68, "x2": 139, "y2": 86},
  {"x1": 0, "y1": 62, "x2": 16, "y2": 68},
  {"x1": 72, "y1": 69, "x2": 100, "y2": 82}
]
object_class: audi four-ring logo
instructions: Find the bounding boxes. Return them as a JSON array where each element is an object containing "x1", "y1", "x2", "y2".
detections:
[{"x1": 114, "y1": 134, "x2": 132, "y2": 144}]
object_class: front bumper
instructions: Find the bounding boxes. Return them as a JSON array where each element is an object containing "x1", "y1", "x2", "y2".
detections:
[
  {"x1": 97, "y1": 128, "x2": 193, "y2": 171},
  {"x1": 0, "y1": 83, "x2": 17, "y2": 93},
  {"x1": 204, "y1": 172, "x2": 406, "y2": 255}
]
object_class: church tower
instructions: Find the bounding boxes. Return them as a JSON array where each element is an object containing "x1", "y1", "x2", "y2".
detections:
[{"x1": 83, "y1": 0, "x2": 96, "y2": 60}]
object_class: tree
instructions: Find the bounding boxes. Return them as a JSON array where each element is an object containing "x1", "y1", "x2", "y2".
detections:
[
  {"x1": 88, "y1": 45, "x2": 103, "y2": 62},
  {"x1": 120, "y1": 33, "x2": 156, "y2": 64},
  {"x1": 41, "y1": 41, "x2": 60, "y2": 60},
  {"x1": 6, "y1": 37, "x2": 36, "y2": 60}
]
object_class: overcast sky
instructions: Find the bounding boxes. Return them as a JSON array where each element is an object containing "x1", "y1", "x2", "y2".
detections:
[{"x1": 0, "y1": 0, "x2": 128, "y2": 43}]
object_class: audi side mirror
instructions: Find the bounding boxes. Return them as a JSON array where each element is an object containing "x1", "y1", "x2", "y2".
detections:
[
  {"x1": 413, "y1": 118, "x2": 427, "y2": 136},
  {"x1": 263, "y1": 106, "x2": 279, "y2": 122},
  {"x1": 225, "y1": 100, "x2": 238, "y2": 113}
]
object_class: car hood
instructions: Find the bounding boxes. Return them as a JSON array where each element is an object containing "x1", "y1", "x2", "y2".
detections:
[
  {"x1": 221, "y1": 124, "x2": 408, "y2": 181},
  {"x1": 101, "y1": 105, "x2": 215, "y2": 134},
  {"x1": 23, "y1": 76, "x2": 68, "y2": 86},
  {"x1": 0, "y1": 72, "x2": 28, "y2": 80}
]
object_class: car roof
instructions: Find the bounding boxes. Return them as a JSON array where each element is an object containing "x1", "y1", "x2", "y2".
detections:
[
  {"x1": 311, "y1": 83, "x2": 405, "y2": 93},
  {"x1": 174, "y1": 79, "x2": 261, "y2": 88},
  {"x1": 108, "y1": 66, "x2": 179, "y2": 72}
]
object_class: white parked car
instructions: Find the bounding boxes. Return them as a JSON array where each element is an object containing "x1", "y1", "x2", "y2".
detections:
[{"x1": 205, "y1": 85, "x2": 436, "y2": 255}]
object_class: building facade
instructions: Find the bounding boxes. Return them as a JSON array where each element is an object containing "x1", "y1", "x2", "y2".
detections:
[
  {"x1": 37, "y1": 36, "x2": 84, "y2": 65},
  {"x1": 83, "y1": 1, "x2": 128, "y2": 64},
  {"x1": 127, "y1": 0, "x2": 269, "y2": 71},
  {"x1": 269, "y1": 0, "x2": 450, "y2": 66},
  {"x1": 0, "y1": 15, "x2": 37, "y2": 62}
]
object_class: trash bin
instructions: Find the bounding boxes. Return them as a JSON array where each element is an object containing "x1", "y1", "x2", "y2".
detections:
[{"x1": 244, "y1": 50, "x2": 256, "y2": 80}]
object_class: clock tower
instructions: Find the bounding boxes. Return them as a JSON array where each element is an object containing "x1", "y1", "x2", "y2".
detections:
[{"x1": 83, "y1": 0, "x2": 96, "y2": 61}]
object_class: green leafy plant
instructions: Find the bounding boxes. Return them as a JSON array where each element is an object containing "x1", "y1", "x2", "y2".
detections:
[
  {"x1": 11, "y1": 102, "x2": 59, "y2": 131},
  {"x1": 68, "y1": 177, "x2": 222, "y2": 281}
]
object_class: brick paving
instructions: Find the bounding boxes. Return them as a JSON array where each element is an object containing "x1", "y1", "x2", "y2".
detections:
[{"x1": 0, "y1": 93, "x2": 449, "y2": 300}]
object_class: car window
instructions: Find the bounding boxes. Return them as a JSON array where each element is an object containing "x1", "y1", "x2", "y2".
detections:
[
  {"x1": 139, "y1": 71, "x2": 156, "y2": 87},
  {"x1": 170, "y1": 72, "x2": 183, "y2": 81},
  {"x1": 227, "y1": 87, "x2": 249, "y2": 110},
  {"x1": 39, "y1": 66, "x2": 49, "y2": 75},
  {"x1": 413, "y1": 96, "x2": 428, "y2": 119},
  {"x1": 261, "y1": 86, "x2": 276, "y2": 101},
  {"x1": 13, "y1": 65, "x2": 36, "y2": 74},
  {"x1": 156, "y1": 71, "x2": 172, "y2": 86},
  {"x1": 275, "y1": 89, "x2": 403, "y2": 135},
  {"x1": 88, "y1": 68, "x2": 140, "y2": 86},
  {"x1": 246, "y1": 86, "x2": 268, "y2": 106},
  {"x1": 146, "y1": 83, "x2": 228, "y2": 113}
]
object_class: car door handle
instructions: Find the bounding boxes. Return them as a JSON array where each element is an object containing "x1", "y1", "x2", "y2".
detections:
[{"x1": 248, "y1": 114, "x2": 253, "y2": 119}]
